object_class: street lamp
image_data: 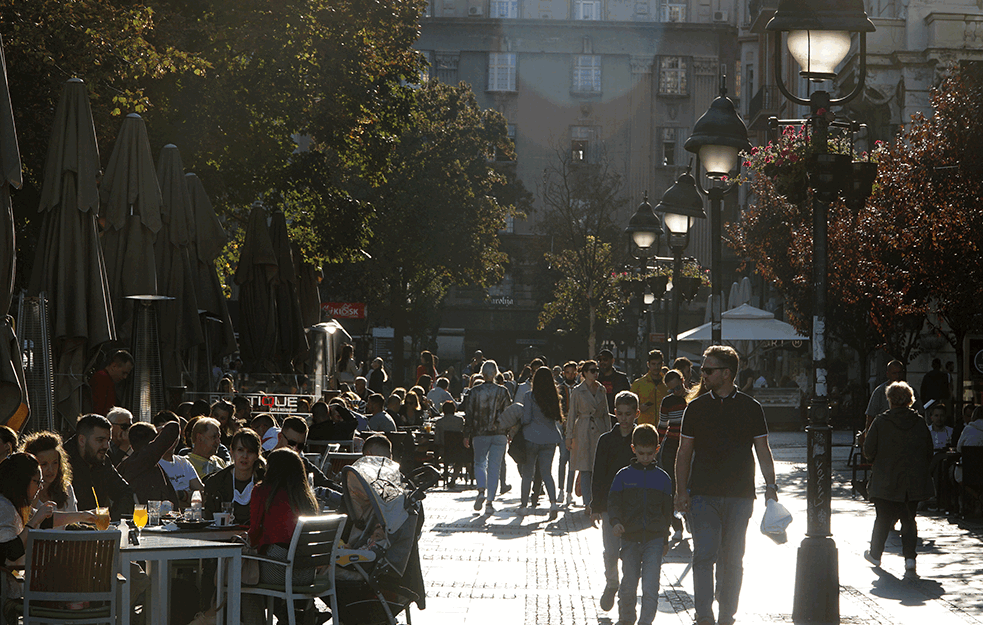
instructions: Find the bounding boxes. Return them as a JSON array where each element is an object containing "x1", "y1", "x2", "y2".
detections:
[
  {"x1": 766, "y1": 1, "x2": 875, "y2": 622},
  {"x1": 684, "y1": 81, "x2": 751, "y2": 345},
  {"x1": 625, "y1": 193, "x2": 664, "y2": 359},
  {"x1": 655, "y1": 171, "x2": 705, "y2": 361}
]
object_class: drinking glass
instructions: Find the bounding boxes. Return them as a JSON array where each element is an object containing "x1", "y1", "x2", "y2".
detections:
[
  {"x1": 95, "y1": 507, "x2": 110, "y2": 531},
  {"x1": 133, "y1": 505, "x2": 148, "y2": 532},
  {"x1": 147, "y1": 500, "x2": 162, "y2": 526}
]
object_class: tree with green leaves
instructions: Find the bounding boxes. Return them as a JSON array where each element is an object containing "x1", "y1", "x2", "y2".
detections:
[
  {"x1": 536, "y1": 144, "x2": 628, "y2": 357},
  {"x1": 346, "y1": 80, "x2": 527, "y2": 380}
]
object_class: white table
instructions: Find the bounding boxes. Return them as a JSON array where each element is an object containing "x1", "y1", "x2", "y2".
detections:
[{"x1": 122, "y1": 534, "x2": 242, "y2": 625}]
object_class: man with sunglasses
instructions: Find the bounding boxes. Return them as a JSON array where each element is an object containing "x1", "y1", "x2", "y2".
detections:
[
  {"x1": 107, "y1": 407, "x2": 133, "y2": 467},
  {"x1": 275, "y1": 416, "x2": 333, "y2": 487},
  {"x1": 674, "y1": 346, "x2": 778, "y2": 625}
]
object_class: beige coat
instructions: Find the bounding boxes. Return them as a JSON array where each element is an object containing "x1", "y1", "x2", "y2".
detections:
[{"x1": 566, "y1": 381, "x2": 611, "y2": 471}]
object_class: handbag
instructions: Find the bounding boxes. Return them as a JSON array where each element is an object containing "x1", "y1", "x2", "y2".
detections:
[{"x1": 508, "y1": 427, "x2": 527, "y2": 465}]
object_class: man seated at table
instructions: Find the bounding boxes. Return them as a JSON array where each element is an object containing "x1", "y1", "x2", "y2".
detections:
[
  {"x1": 367, "y1": 394, "x2": 397, "y2": 432},
  {"x1": 107, "y1": 406, "x2": 134, "y2": 467},
  {"x1": 427, "y1": 377, "x2": 456, "y2": 411},
  {"x1": 187, "y1": 417, "x2": 228, "y2": 479},
  {"x1": 90, "y1": 349, "x2": 133, "y2": 416},
  {"x1": 276, "y1": 416, "x2": 334, "y2": 488},
  {"x1": 434, "y1": 401, "x2": 466, "y2": 485},
  {"x1": 156, "y1": 411, "x2": 203, "y2": 510},
  {"x1": 309, "y1": 399, "x2": 362, "y2": 441},
  {"x1": 362, "y1": 435, "x2": 393, "y2": 459},
  {"x1": 118, "y1": 421, "x2": 181, "y2": 508},
  {"x1": 69, "y1": 414, "x2": 136, "y2": 521}
]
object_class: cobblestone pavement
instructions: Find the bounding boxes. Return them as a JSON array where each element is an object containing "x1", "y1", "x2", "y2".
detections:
[{"x1": 410, "y1": 431, "x2": 983, "y2": 625}]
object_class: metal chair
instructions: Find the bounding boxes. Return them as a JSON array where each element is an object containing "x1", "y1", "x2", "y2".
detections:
[
  {"x1": 240, "y1": 514, "x2": 346, "y2": 625},
  {"x1": 958, "y1": 446, "x2": 983, "y2": 517},
  {"x1": 438, "y1": 430, "x2": 473, "y2": 487},
  {"x1": 2, "y1": 529, "x2": 122, "y2": 625}
]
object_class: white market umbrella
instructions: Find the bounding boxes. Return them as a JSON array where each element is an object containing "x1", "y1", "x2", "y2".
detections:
[{"x1": 678, "y1": 303, "x2": 808, "y2": 342}]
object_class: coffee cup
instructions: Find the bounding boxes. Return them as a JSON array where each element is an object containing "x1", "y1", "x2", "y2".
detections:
[{"x1": 213, "y1": 512, "x2": 231, "y2": 527}]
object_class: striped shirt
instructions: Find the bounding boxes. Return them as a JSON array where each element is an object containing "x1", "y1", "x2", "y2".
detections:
[{"x1": 658, "y1": 393, "x2": 687, "y2": 442}]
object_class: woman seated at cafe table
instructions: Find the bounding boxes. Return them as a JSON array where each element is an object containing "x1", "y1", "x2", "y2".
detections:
[
  {"x1": 0, "y1": 453, "x2": 56, "y2": 601},
  {"x1": 21, "y1": 432, "x2": 97, "y2": 527},
  {"x1": 204, "y1": 429, "x2": 265, "y2": 526}
]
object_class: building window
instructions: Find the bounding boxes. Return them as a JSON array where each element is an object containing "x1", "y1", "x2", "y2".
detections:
[
  {"x1": 659, "y1": 57, "x2": 687, "y2": 95},
  {"x1": 573, "y1": 55, "x2": 601, "y2": 93},
  {"x1": 661, "y1": 0, "x2": 685, "y2": 22},
  {"x1": 661, "y1": 128, "x2": 678, "y2": 166},
  {"x1": 574, "y1": 0, "x2": 602, "y2": 20},
  {"x1": 488, "y1": 53, "x2": 517, "y2": 91},
  {"x1": 571, "y1": 126, "x2": 594, "y2": 162},
  {"x1": 490, "y1": 0, "x2": 519, "y2": 18}
]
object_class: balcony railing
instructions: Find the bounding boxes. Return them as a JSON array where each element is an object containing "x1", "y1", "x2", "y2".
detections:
[{"x1": 747, "y1": 85, "x2": 781, "y2": 130}]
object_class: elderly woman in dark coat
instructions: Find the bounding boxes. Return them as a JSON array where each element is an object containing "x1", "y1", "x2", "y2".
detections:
[{"x1": 862, "y1": 381, "x2": 934, "y2": 577}]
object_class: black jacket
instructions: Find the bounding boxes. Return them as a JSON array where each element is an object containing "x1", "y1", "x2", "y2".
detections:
[
  {"x1": 590, "y1": 425, "x2": 635, "y2": 514},
  {"x1": 68, "y1": 440, "x2": 135, "y2": 521}
]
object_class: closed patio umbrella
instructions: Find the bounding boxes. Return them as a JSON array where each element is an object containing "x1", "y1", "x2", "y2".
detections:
[
  {"x1": 186, "y1": 173, "x2": 237, "y2": 373},
  {"x1": 28, "y1": 78, "x2": 115, "y2": 427},
  {"x1": 155, "y1": 145, "x2": 203, "y2": 388},
  {"x1": 101, "y1": 113, "x2": 162, "y2": 340},
  {"x1": 0, "y1": 35, "x2": 28, "y2": 429},
  {"x1": 234, "y1": 202, "x2": 278, "y2": 373},
  {"x1": 269, "y1": 210, "x2": 309, "y2": 374}
]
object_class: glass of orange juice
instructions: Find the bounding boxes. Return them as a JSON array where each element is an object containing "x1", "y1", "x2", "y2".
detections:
[
  {"x1": 95, "y1": 507, "x2": 110, "y2": 531},
  {"x1": 133, "y1": 504, "x2": 148, "y2": 532}
]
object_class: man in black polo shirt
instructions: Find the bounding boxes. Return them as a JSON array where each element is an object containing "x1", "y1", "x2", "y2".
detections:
[{"x1": 674, "y1": 345, "x2": 778, "y2": 625}]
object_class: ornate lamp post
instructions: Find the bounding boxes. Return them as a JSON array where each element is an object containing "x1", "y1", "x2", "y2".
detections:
[
  {"x1": 625, "y1": 193, "x2": 664, "y2": 359},
  {"x1": 683, "y1": 82, "x2": 751, "y2": 345},
  {"x1": 765, "y1": 1, "x2": 875, "y2": 622},
  {"x1": 655, "y1": 171, "x2": 705, "y2": 361}
]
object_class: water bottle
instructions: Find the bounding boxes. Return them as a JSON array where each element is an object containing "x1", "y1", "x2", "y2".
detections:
[
  {"x1": 118, "y1": 520, "x2": 129, "y2": 548},
  {"x1": 191, "y1": 490, "x2": 203, "y2": 521}
]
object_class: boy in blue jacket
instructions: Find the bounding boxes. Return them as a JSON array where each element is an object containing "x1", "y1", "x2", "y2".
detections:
[{"x1": 608, "y1": 423, "x2": 674, "y2": 625}]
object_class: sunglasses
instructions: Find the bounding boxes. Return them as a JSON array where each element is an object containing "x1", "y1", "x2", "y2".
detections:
[
  {"x1": 586, "y1": 368, "x2": 598, "y2": 374},
  {"x1": 114, "y1": 422, "x2": 132, "y2": 431},
  {"x1": 701, "y1": 366, "x2": 728, "y2": 375},
  {"x1": 285, "y1": 439, "x2": 306, "y2": 451}
]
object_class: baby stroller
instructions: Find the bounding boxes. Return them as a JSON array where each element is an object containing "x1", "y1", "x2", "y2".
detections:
[{"x1": 335, "y1": 456, "x2": 440, "y2": 625}]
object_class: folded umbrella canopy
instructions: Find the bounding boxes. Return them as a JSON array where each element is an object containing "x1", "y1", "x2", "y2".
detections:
[
  {"x1": 185, "y1": 174, "x2": 237, "y2": 379},
  {"x1": 101, "y1": 113, "x2": 162, "y2": 341},
  {"x1": 269, "y1": 210, "x2": 310, "y2": 375},
  {"x1": 235, "y1": 202, "x2": 278, "y2": 372},
  {"x1": 155, "y1": 145, "x2": 203, "y2": 388},
  {"x1": 28, "y1": 78, "x2": 115, "y2": 427},
  {"x1": 0, "y1": 34, "x2": 28, "y2": 430}
]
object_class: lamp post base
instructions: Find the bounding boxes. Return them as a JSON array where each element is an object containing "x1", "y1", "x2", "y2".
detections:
[{"x1": 792, "y1": 535, "x2": 839, "y2": 623}]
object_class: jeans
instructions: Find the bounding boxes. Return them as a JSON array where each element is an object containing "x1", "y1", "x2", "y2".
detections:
[
  {"x1": 558, "y1": 443, "x2": 574, "y2": 495},
  {"x1": 869, "y1": 497, "x2": 918, "y2": 560},
  {"x1": 690, "y1": 496, "x2": 754, "y2": 624},
  {"x1": 472, "y1": 435, "x2": 508, "y2": 503},
  {"x1": 521, "y1": 442, "x2": 558, "y2": 505},
  {"x1": 619, "y1": 537, "x2": 665, "y2": 625},
  {"x1": 580, "y1": 470, "x2": 593, "y2": 508},
  {"x1": 601, "y1": 513, "x2": 620, "y2": 589},
  {"x1": 660, "y1": 439, "x2": 683, "y2": 532}
]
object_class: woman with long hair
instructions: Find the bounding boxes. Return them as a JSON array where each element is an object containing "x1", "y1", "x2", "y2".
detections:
[
  {"x1": 366, "y1": 357, "x2": 388, "y2": 395},
  {"x1": 20, "y1": 431, "x2": 96, "y2": 527},
  {"x1": 519, "y1": 367, "x2": 565, "y2": 519},
  {"x1": 336, "y1": 344, "x2": 359, "y2": 387},
  {"x1": 0, "y1": 454, "x2": 56, "y2": 599},
  {"x1": 204, "y1": 429, "x2": 266, "y2": 525},
  {"x1": 248, "y1": 448, "x2": 318, "y2": 571},
  {"x1": 416, "y1": 351, "x2": 437, "y2": 389},
  {"x1": 401, "y1": 390, "x2": 426, "y2": 426}
]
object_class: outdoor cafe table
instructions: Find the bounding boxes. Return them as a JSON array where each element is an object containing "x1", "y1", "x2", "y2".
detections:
[{"x1": 121, "y1": 533, "x2": 242, "y2": 625}]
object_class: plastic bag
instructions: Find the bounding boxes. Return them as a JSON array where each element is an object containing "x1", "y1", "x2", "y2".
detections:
[{"x1": 760, "y1": 498, "x2": 793, "y2": 544}]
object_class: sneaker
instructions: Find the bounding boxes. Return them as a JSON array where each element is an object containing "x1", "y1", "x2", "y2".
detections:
[
  {"x1": 557, "y1": 491, "x2": 565, "y2": 504},
  {"x1": 500, "y1": 483, "x2": 512, "y2": 494},
  {"x1": 599, "y1": 586, "x2": 617, "y2": 611},
  {"x1": 672, "y1": 530, "x2": 684, "y2": 543},
  {"x1": 474, "y1": 493, "x2": 485, "y2": 511},
  {"x1": 904, "y1": 558, "x2": 917, "y2": 577},
  {"x1": 864, "y1": 550, "x2": 881, "y2": 568},
  {"x1": 484, "y1": 502, "x2": 495, "y2": 515},
  {"x1": 517, "y1": 506, "x2": 528, "y2": 516}
]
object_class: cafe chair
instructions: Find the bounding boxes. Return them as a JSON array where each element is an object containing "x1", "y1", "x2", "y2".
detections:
[
  {"x1": 1, "y1": 529, "x2": 123, "y2": 625},
  {"x1": 384, "y1": 432, "x2": 415, "y2": 472},
  {"x1": 239, "y1": 514, "x2": 346, "y2": 625},
  {"x1": 957, "y1": 446, "x2": 983, "y2": 518},
  {"x1": 438, "y1": 430, "x2": 473, "y2": 487}
]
